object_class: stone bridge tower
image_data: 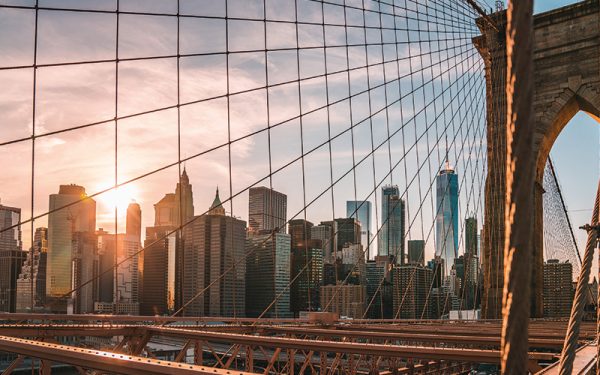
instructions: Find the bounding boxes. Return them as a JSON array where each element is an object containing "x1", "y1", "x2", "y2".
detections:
[{"x1": 475, "y1": 0, "x2": 600, "y2": 319}]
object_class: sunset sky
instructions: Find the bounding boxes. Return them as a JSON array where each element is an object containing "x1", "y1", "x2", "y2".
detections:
[{"x1": 0, "y1": 0, "x2": 597, "y2": 266}]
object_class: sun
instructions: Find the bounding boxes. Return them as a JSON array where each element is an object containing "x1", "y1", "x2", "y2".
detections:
[{"x1": 99, "y1": 184, "x2": 138, "y2": 213}]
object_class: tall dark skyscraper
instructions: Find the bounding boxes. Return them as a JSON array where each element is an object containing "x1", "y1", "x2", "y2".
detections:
[
  {"x1": 248, "y1": 187, "x2": 287, "y2": 234},
  {"x1": 465, "y1": 217, "x2": 478, "y2": 257},
  {"x1": 407, "y1": 240, "x2": 425, "y2": 266},
  {"x1": 290, "y1": 240, "x2": 323, "y2": 315},
  {"x1": 140, "y1": 226, "x2": 177, "y2": 316},
  {"x1": 182, "y1": 189, "x2": 246, "y2": 317},
  {"x1": 378, "y1": 185, "x2": 405, "y2": 264},
  {"x1": 288, "y1": 219, "x2": 322, "y2": 315},
  {"x1": 365, "y1": 257, "x2": 393, "y2": 319},
  {"x1": 346, "y1": 200, "x2": 372, "y2": 258},
  {"x1": 70, "y1": 231, "x2": 98, "y2": 314},
  {"x1": 246, "y1": 231, "x2": 291, "y2": 318},
  {"x1": 435, "y1": 164, "x2": 459, "y2": 276},
  {"x1": 140, "y1": 170, "x2": 193, "y2": 315},
  {"x1": 46, "y1": 185, "x2": 96, "y2": 308}
]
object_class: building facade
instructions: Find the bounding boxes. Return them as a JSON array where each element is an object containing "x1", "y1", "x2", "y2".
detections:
[
  {"x1": 407, "y1": 240, "x2": 425, "y2": 266},
  {"x1": 543, "y1": 259, "x2": 573, "y2": 318},
  {"x1": 140, "y1": 226, "x2": 178, "y2": 315},
  {"x1": 393, "y1": 264, "x2": 433, "y2": 319},
  {"x1": 16, "y1": 227, "x2": 48, "y2": 312},
  {"x1": 320, "y1": 284, "x2": 365, "y2": 318},
  {"x1": 290, "y1": 242, "x2": 323, "y2": 315},
  {"x1": 248, "y1": 187, "x2": 287, "y2": 234},
  {"x1": 465, "y1": 217, "x2": 478, "y2": 257},
  {"x1": 69, "y1": 231, "x2": 98, "y2": 314},
  {"x1": 181, "y1": 190, "x2": 246, "y2": 317},
  {"x1": 47, "y1": 185, "x2": 96, "y2": 304},
  {"x1": 0, "y1": 204, "x2": 21, "y2": 253},
  {"x1": 379, "y1": 186, "x2": 405, "y2": 264},
  {"x1": 245, "y1": 231, "x2": 291, "y2": 318},
  {"x1": 346, "y1": 201, "x2": 372, "y2": 259},
  {"x1": 365, "y1": 257, "x2": 393, "y2": 319},
  {"x1": 311, "y1": 224, "x2": 334, "y2": 264},
  {"x1": 0, "y1": 203, "x2": 25, "y2": 313},
  {"x1": 435, "y1": 166, "x2": 459, "y2": 276}
]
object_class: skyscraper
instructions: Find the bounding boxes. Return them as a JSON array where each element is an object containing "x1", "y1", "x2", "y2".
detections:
[
  {"x1": 154, "y1": 194, "x2": 177, "y2": 227},
  {"x1": 69, "y1": 231, "x2": 98, "y2": 314},
  {"x1": 140, "y1": 170, "x2": 193, "y2": 315},
  {"x1": 182, "y1": 189, "x2": 246, "y2": 317},
  {"x1": 346, "y1": 200, "x2": 372, "y2": 258},
  {"x1": 46, "y1": 185, "x2": 96, "y2": 308},
  {"x1": 288, "y1": 219, "x2": 322, "y2": 315},
  {"x1": 97, "y1": 228, "x2": 114, "y2": 304},
  {"x1": 248, "y1": 187, "x2": 287, "y2": 234},
  {"x1": 318, "y1": 218, "x2": 361, "y2": 262},
  {"x1": 311, "y1": 224, "x2": 334, "y2": 263},
  {"x1": 154, "y1": 169, "x2": 193, "y2": 228},
  {"x1": 465, "y1": 217, "x2": 478, "y2": 257},
  {"x1": 245, "y1": 231, "x2": 291, "y2": 318},
  {"x1": 290, "y1": 240, "x2": 323, "y2": 315},
  {"x1": 365, "y1": 257, "x2": 393, "y2": 319},
  {"x1": 378, "y1": 185, "x2": 405, "y2": 264},
  {"x1": 462, "y1": 217, "x2": 479, "y2": 309},
  {"x1": 174, "y1": 168, "x2": 194, "y2": 226},
  {"x1": 0, "y1": 203, "x2": 22, "y2": 253},
  {"x1": 126, "y1": 202, "x2": 142, "y2": 240},
  {"x1": 407, "y1": 240, "x2": 425, "y2": 266},
  {"x1": 543, "y1": 259, "x2": 573, "y2": 318},
  {"x1": 393, "y1": 264, "x2": 433, "y2": 319},
  {"x1": 96, "y1": 229, "x2": 141, "y2": 314},
  {"x1": 0, "y1": 203, "x2": 25, "y2": 312},
  {"x1": 140, "y1": 226, "x2": 178, "y2": 315},
  {"x1": 16, "y1": 227, "x2": 48, "y2": 312},
  {"x1": 435, "y1": 165, "x2": 459, "y2": 276}
]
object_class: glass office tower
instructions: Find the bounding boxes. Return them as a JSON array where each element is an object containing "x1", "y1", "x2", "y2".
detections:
[
  {"x1": 435, "y1": 166, "x2": 459, "y2": 276},
  {"x1": 346, "y1": 200, "x2": 372, "y2": 259},
  {"x1": 378, "y1": 186, "x2": 405, "y2": 264}
]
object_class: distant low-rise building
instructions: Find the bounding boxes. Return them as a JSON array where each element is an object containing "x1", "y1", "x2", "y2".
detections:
[
  {"x1": 393, "y1": 264, "x2": 433, "y2": 319},
  {"x1": 543, "y1": 259, "x2": 573, "y2": 318},
  {"x1": 320, "y1": 284, "x2": 365, "y2": 319}
]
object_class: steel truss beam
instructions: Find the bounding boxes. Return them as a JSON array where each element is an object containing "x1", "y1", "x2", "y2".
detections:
[{"x1": 0, "y1": 335, "x2": 258, "y2": 375}]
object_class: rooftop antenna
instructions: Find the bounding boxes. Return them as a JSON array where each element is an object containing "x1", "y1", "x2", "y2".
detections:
[{"x1": 445, "y1": 133, "x2": 450, "y2": 170}]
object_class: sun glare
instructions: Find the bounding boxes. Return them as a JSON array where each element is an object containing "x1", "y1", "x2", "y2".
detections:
[{"x1": 99, "y1": 184, "x2": 138, "y2": 213}]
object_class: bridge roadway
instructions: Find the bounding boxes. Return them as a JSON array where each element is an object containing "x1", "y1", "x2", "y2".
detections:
[{"x1": 0, "y1": 314, "x2": 594, "y2": 374}]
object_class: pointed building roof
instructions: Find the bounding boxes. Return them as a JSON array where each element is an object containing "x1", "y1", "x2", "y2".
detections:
[
  {"x1": 208, "y1": 187, "x2": 225, "y2": 216},
  {"x1": 180, "y1": 167, "x2": 189, "y2": 184}
]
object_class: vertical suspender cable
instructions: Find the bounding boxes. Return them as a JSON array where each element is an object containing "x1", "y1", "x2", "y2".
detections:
[
  {"x1": 558, "y1": 180, "x2": 600, "y2": 374},
  {"x1": 500, "y1": 0, "x2": 534, "y2": 373}
]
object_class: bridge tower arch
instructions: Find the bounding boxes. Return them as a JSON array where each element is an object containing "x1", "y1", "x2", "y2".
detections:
[{"x1": 475, "y1": 0, "x2": 600, "y2": 318}]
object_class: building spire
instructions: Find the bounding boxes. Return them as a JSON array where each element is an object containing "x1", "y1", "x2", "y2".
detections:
[{"x1": 209, "y1": 186, "x2": 225, "y2": 216}]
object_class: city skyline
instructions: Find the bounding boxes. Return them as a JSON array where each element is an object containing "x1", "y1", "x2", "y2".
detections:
[{"x1": 0, "y1": 0, "x2": 597, "y2": 372}]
